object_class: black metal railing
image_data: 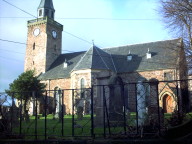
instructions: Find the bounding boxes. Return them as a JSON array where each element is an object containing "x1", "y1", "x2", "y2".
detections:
[{"x1": 0, "y1": 79, "x2": 191, "y2": 140}]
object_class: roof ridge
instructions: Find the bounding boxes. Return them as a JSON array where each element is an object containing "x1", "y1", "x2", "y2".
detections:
[
  {"x1": 61, "y1": 51, "x2": 85, "y2": 55},
  {"x1": 90, "y1": 47, "x2": 94, "y2": 69},
  {"x1": 94, "y1": 46, "x2": 109, "y2": 69},
  {"x1": 103, "y1": 38, "x2": 180, "y2": 50},
  {"x1": 110, "y1": 53, "x2": 117, "y2": 73},
  {"x1": 71, "y1": 48, "x2": 90, "y2": 72}
]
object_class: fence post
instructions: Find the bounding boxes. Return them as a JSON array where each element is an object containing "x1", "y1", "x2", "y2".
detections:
[
  {"x1": 72, "y1": 89, "x2": 75, "y2": 137},
  {"x1": 104, "y1": 86, "x2": 111, "y2": 136},
  {"x1": 134, "y1": 84, "x2": 139, "y2": 134},
  {"x1": 61, "y1": 90, "x2": 64, "y2": 137},
  {"x1": 44, "y1": 91, "x2": 47, "y2": 140},
  {"x1": 19, "y1": 93, "x2": 23, "y2": 135},
  {"x1": 103, "y1": 86, "x2": 106, "y2": 138},
  {"x1": 11, "y1": 92, "x2": 14, "y2": 133},
  {"x1": 91, "y1": 86, "x2": 94, "y2": 138},
  {"x1": 176, "y1": 81, "x2": 181, "y2": 115},
  {"x1": 122, "y1": 85, "x2": 127, "y2": 135},
  {"x1": 155, "y1": 81, "x2": 160, "y2": 133},
  {"x1": 35, "y1": 91, "x2": 38, "y2": 140}
]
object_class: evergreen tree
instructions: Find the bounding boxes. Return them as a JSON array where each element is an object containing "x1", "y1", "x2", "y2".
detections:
[{"x1": 6, "y1": 70, "x2": 46, "y2": 115}]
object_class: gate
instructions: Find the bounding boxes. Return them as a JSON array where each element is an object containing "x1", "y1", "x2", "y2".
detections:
[{"x1": 0, "y1": 79, "x2": 191, "y2": 140}]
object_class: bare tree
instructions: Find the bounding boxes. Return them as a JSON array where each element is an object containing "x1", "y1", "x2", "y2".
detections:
[
  {"x1": 159, "y1": 0, "x2": 192, "y2": 47},
  {"x1": 159, "y1": 0, "x2": 192, "y2": 72},
  {"x1": 159, "y1": 0, "x2": 192, "y2": 112}
]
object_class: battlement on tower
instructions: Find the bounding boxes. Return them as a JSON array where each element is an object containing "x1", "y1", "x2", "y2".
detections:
[{"x1": 27, "y1": 17, "x2": 63, "y2": 30}]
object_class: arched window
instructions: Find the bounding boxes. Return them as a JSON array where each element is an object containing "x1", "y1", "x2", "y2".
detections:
[
  {"x1": 33, "y1": 43, "x2": 35, "y2": 50},
  {"x1": 80, "y1": 78, "x2": 85, "y2": 98}
]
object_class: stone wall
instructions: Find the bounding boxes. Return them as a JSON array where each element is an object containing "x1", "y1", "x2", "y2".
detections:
[
  {"x1": 25, "y1": 23, "x2": 47, "y2": 75},
  {"x1": 40, "y1": 68, "x2": 180, "y2": 114},
  {"x1": 42, "y1": 78, "x2": 71, "y2": 114},
  {"x1": 71, "y1": 69, "x2": 92, "y2": 89},
  {"x1": 25, "y1": 19, "x2": 62, "y2": 76}
]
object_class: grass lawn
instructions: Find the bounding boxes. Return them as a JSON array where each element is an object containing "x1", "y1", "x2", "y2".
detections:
[
  {"x1": 12, "y1": 112, "x2": 192, "y2": 139},
  {"x1": 12, "y1": 114, "x2": 136, "y2": 139},
  {"x1": 13, "y1": 114, "x2": 93, "y2": 139}
]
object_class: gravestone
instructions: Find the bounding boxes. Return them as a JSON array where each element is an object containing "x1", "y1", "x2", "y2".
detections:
[
  {"x1": 108, "y1": 74, "x2": 124, "y2": 125},
  {"x1": 12, "y1": 102, "x2": 19, "y2": 125},
  {"x1": 137, "y1": 78, "x2": 147, "y2": 126},
  {"x1": 24, "y1": 110, "x2": 30, "y2": 122},
  {"x1": 75, "y1": 98, "x2": 84, "y2": 120},
  {"x1": 77, "y1": 106, "x2": 83, "y2": 120},
  {"x1": 95, "y1": 73, "x2": 124, "y2": 127},
  {"x1": 148, "y1": 78, "x2": 160, "y2": 127},
  {"x1": 84, "y1": 100, "x2": 91, "y2": 115},
  {"x1": 54, "y1": 91, "x2": 62, "y2": 119}
]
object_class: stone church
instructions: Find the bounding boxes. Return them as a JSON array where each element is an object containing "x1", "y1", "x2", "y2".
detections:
[{"x1": 24, "y1": 0, "x2": 187, "y2": 115}]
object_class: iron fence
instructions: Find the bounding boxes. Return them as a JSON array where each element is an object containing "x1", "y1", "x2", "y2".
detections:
[{"x1": 0, "y1": 79, "x2": 192, "y2": 140}]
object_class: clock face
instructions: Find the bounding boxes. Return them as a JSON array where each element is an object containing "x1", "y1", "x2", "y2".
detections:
[
  {"x1": 52, "y1": 30, "x2": 57, "y2": 39},
  {"x1": 33, "y1": 28, "x2": 40, "y2": 36}
]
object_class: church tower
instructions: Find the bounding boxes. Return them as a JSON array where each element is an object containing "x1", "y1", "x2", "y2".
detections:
[{"x1": 24, "y1": 0, "x2": 63, "y2": 75}]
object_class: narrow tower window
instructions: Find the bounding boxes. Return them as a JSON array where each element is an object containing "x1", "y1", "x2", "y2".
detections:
[{"x1": 33, "y1": 43, "x2": 35, "y2": 50}]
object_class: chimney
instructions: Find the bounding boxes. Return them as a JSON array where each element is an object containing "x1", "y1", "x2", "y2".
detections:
[
  {"x1": 146, "y1": 48, "x2": 151, "y2": 59},
  {"x1": 127, "y1": 50, "x2": 132, "y2": 61}
]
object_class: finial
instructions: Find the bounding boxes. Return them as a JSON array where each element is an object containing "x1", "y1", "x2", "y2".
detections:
[
  {"x1": 148, "y1": 48, "x2": 150, "y2": 53},
  {"x1": 92, "y1": 40, "x2": 94, "y2": 46}
]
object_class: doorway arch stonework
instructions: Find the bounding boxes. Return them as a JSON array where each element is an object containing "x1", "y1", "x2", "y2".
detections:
[{"x1": 160, "y1": 92, "x2": 176, "y2": 113}]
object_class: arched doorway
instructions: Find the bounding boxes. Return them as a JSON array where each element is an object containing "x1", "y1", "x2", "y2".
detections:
[{"x1": 163, "y1": 94, "x2": 174, "y2": 113}]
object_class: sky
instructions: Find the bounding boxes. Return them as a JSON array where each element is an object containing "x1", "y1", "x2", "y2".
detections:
[{"x1": 0, "y1": 0, "x2": 175, "y2": 92}]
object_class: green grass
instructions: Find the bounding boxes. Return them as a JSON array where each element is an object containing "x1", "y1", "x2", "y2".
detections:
[
  {"x1": 13, "y1": 114, "x2": 95, "y2": 139},
  {"x1": 11, "y1": 112, "x2": 192, "y2": 139}
]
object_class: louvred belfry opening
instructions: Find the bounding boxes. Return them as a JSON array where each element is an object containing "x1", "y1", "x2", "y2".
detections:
[{"x1": 38, "y1": 0, "x2": 55, "y2": 19}]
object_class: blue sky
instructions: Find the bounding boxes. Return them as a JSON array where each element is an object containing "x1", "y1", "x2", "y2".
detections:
[{"x1": 0, "y1": 0, "x2": 174, "y2": 92}]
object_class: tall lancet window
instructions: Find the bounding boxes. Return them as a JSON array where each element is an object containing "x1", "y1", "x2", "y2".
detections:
[
  {"x1": 33, "y1": 43, "x2": 35, "y2": 50},
  {"x1": 80, "y1": 78, "x2": 85, "y2": 98}
]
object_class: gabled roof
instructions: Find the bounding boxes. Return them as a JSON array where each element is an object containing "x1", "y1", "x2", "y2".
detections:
[
  {"x1": 72, "y1": 46, "x2": 115, "y2": 71},
  {"x1": 39, "y1": 38, "x2": 182, "y2": 80},
  {"x1": 38, "y1": 0, "x2": 55, "y2": 10}
]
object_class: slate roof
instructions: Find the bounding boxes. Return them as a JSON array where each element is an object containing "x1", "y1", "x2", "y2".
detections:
[
  {"x1": 39, "y1": 39, "x2": 182, "y2": 80},
  {"x1": 39, "y1": 52, "x2": 85, "y2": 80},
  {"x1": 104, "y1": 39, "x2": 181, "y2": 73},
  {"x1": 38, "y1": 0, "x2": 55, "y2": 10},
  {"x1": 73, "y1": 46, "x2": 116, "y2": 71}
]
